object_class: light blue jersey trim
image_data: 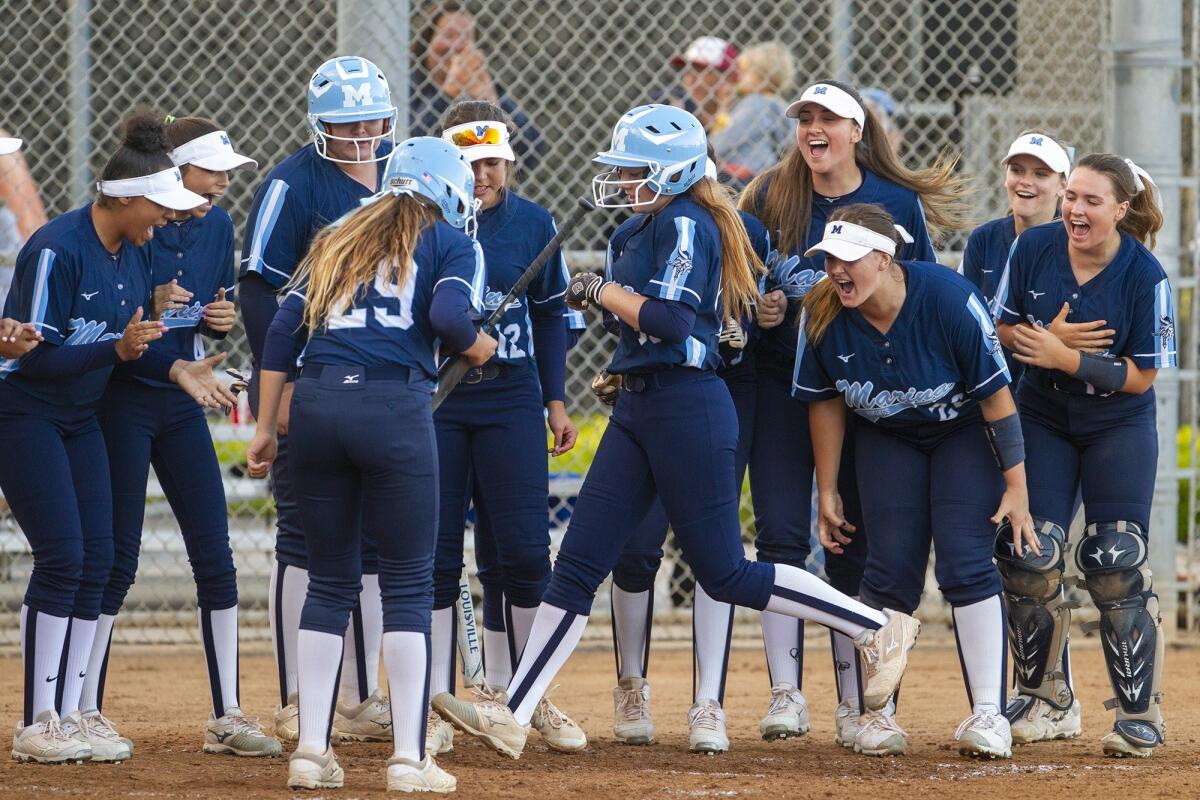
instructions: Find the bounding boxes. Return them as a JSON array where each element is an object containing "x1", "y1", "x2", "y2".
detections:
[{"x1": 242, "y1": 179, "x2": 291, "y2": 279}]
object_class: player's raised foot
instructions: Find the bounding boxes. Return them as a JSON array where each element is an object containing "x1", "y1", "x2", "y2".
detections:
[
  {"x1": 955, "y1": 712, "x2": 1012, "y2": 759},
  {"x1": 274, "y1": 694, "x2": 299, "y2": 743},
  {"x1": 856, "y1": 609, "x2": 920, "y2": 710},
  {"x1": 72, "y1": 710, "x2": 133, "y2": 762},
  {"x1": 425, "y1": 708, "x2": 455, "y2": 756},
  {"x1": 853, "y1": 710, "x2": 907, "y2": 756},
  {"x1": 288, "y1": 748, "x2": 344, "y2": 790},
  {"x1": 760, "y1": 682, "x2": 810, "y2": 741},
  {"x1": 204, "y1": 707, "x2": 283, "y2": 757},
  {"x1": 531, "y1": 688, "x2": 587, "y2": 753},
  {"x1": 11, "y1": 710, "x2": 91, "y2": 764},
  {"x1": 1102, "y1": 720, "x2": 1164, "y2": 759},
  {"x1": 613, "y1": 677, "x2": 655, "y2": 745},
  {"x1": 431, "y1": 688, "x2": 528, "y2": 760},
  {"x1": 386, "y1": 754, "x2": 457, "y2": 793},
  {"x1": 834, "y1": 699, "x2": 861, "y2": 749},
  {"x1": 333, "y1": 689, "x2": 392, "y2": 743},
  {"x1": 687, "y1": 700, "x2": 729, "y2": 755},
  {"x1": 1008, "y1": 695, "x2": 1081, "y2": 744}
]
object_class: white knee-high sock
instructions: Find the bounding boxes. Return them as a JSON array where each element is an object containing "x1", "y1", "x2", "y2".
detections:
[
  {"x1": 505, "y1": 603, "x2": 588, "y2": 725},
  {"x1": 952, "y1": 594, "x2": 1006, "y2": 715},
  {"x1": 760, "y1": 610, "x2": 803, "y2": 688},
  {"x1": 765, "y1": 564, "x2": 886, "y2": 638},
  {"x1": 268, "y1": 561, "x2": 308, "y2": 705},
  {"x1": 428, "y1": 605, "x2": 456, "y2": 697},
  {"x1": 505, "y1": 602, "x2": 537, "y2": 665},
  {"x1": 610, "y1": 586, "x2": 652, "y2": 680},
  {"x1": 200, "y1": 606, "x2": 240, "y2": 717},
  {"x1": 340, "y1": 575, "x2": 383, "y2": 704},
  {"x1": 58, "y1": 617, "x2": 97, "y2": 717},
  {"x1": 483, "y1": 626, "x2": 512, "y2": 690},
  {"x1": 79, "y1": 613, "x2": 116, "y2": 714},
  {"x1": 382, "y1": 630, "x2": 429, "y2": 762},
  {"x1": 693, "y1": 583, "x2": 733, "y2": 703},
  {"x1": 830, "y1": 630, "x2": 861, "y2": 706},
  {"x1": 21, "y1": 607, "x2": 70, "y2": 725},
  {"x1": 296, "y1": 629, "x2": 344, "y2": 755}
]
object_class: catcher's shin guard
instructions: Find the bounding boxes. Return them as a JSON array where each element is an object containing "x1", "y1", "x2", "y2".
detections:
[
  {"x1": 994, "y1": 518, "x2": 1075, "y2": 718},
  {"x1": 1076, "y1": 520, "x2": 1165, "y2": 749}
]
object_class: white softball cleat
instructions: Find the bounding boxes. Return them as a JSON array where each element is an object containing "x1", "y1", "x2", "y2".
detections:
[
  {"x1": 531, "y1": 688, "x2": 587, "y2": 753},
  {"x1": 613, "y1": 677, "x2": 655, "y2": 745},
  {"x1": 333, "y1": 689, "x2": 392, "y2": 743},
  {"x1": 1009, "y1": 696, "x2": 1081, "y2": 744},
  {"x1": 687, "y1": 699, "x2": 729, "y2": 755},
  {"x1": 274, "y1": 694, "x2": 299, "y2": 743},
  {"x1": 853, "y1": 709, "x2": 907, "y2": 756},
  {"x1": 431, "y1": 688, "x2": 529, "y2": 760},
  {"x1": 955, "y1": 712, "x2": 1012, "y2": 759},
  {"x1": 425, "y1": 707, "x2": 455, "y2": 756},
  {"x1": 760, "y1": 683, "x2": 810, "y2": 741},
  {"x1": 288, "y1": 748, "x2": 344, "y2": 790},
  {"x1": 834, "y1": 699, "x2": 861, "y2": 749},
  {"x1": 71, "y1": 710, "x2": 133, "y2": 762},
  {"x1": 11, "y1": 710, "x2": 91, "y2": 764},
  {"x1": 386, "y1": 754, "x2": 457, "y2": 793},
  {"x1": 856, "y1": 609, "x2": 921, "y2": 710},
  {"x1": 204, "y1": 707, "x2": 282, "y2": 757}
]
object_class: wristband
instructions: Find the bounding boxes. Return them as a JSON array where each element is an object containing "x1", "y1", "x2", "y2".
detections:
[
  {"x1": 1073, "y1": 351, "x2": 1128, "y2": 394},
  {"x1": 984, "y1": 412, "x2": 1025, "y2": 472}
]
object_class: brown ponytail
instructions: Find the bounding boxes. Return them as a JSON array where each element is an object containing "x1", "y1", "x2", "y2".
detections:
[
  {"x1": 686, "y1": 176, "x2": 764, "y2": 323},
  {"x1": 1074, "y1": 153, "x2": 1163, "y2": 249}
]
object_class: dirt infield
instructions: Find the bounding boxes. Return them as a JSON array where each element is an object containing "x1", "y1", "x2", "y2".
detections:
[{"x1": 1, "y1": 638, "x2": 1198, "y2": 799}]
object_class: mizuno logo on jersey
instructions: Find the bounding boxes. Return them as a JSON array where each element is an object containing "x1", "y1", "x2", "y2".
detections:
[
  {"x1": 835, "y1": 379, "x2": 956, "y2": 421},
  {"x1": 81, "y1": 291, "x2": 99, "y2": 300},
  {"x1": 343, "y1": 374, "x2": 360, "y2": 384},
  {"x1": 1029, "y1": 290, "x2": 1046, "y2": 299},
  {"x1": 981, "y1": 269, "x2": 994, "y2": 274},
  {"x1": 837, "y1": 353, "x2": 855, "y2": 362}
]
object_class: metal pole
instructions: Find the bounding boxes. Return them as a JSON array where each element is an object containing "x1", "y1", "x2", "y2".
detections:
[
  {"x1": 338, "y1": 0, "x2": 411, "y2": 138},
  {"x1": 68, "y1": 0, "x2": 91, "y2": 206},
  {"x1": 829, "y1": 0, "x2": 855, "y2": 83},
  {"x1": 1108, "y1": 0, "x2": 1184, "y2": 637}
]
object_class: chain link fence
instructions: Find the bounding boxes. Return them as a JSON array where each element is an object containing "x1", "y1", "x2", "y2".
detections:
[{"x1": 2, "y1": 0, "x2": 1195, "y2": 645}]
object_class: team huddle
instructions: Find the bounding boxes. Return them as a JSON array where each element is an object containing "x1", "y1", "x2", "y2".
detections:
[{"x1": 0, "y1": 50, "x2": 1174, "y2": 794}]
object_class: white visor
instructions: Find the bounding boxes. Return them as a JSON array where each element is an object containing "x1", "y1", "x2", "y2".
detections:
[
  {"x1": 0, "y1": 138, "x2": 21, "y2": 155},
  {"x1": 169, "y1": 130, "x2": 257, "y2": 172},
  {"x1": 1001, "y1": 133, "x2": 1071, "y2": 175},
  {"x1": 96, "y1": 167, "x2": 207, "y2": 211},
  {"x1": 785, "y1": 83, "x2": 866, "y2": 129},
  {"x1": 442, "y1": 121, "x2": 515, "y2": 162},
  {"x1": 804, "y1": 220, "x2": 897, "y2": 262}
]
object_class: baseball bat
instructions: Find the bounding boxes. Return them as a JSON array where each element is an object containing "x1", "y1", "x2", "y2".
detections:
[
  {"x1": 432, "y1": 195, "x2": 596, "y2": 410},
  {"x1": 455, "y1": 573, "x2": 485, "y2": 688}
]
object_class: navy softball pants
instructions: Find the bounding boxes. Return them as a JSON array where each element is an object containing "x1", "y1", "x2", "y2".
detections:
[
  {"x1": 0, "y1": 387, "x2": 112, "y2": 619},
  {"x1": 97, "y1": 380, "x2": 236, "y2": 614},
  {"x1": 854, "y1": 416, "x2": 1005, "y2": 613},
  {"x1": 542, "y1": 370, "x2": 775, "y2": 616},
  {"x1": 288, "y1": 366, "x2": 438, "y2": 636}
]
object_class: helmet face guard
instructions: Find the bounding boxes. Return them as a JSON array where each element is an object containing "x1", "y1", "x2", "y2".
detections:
[
  {"x1": 591, "y1": 156, "x2": 704, "y2": 208},
  {"x1": 591, "y1": 104, "x2": 707, "y2": 209},
  {"x1": 309, "y1": 112, "x2": 397, "y2": 164}
]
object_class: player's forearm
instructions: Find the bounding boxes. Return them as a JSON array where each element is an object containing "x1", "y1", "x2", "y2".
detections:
[
  {"x1": 808, "y1": 398, "x2": 846, "y2": 496},
  {"x1": 597, "y1": 284, "x2": 646, "y2": 329},
  {"x1": 254, "y1": 370, "x2": 288, "y2": 435},
  {"x1": 995, "y1": 321, "x2": 1023, "y2": 352}
]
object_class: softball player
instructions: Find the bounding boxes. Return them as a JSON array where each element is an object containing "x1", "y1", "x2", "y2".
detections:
[
  {"x1": 0, "y1": 138, "x2": 47, "y2": 360},
  {"x1": 2, "y1": 110, "x2": 234, "y2": 764},
  {"x1": 796, "y1": 203, "x2": 1035, "y2": 759},
  {"x1": 246, "y1": 137, "x2": 491, "y2": 792},
  {"x1": 993, "y1": 154, "x2": 1174, "y2": 758},
  {"x1": 75, "y1": 116, "x2": 279, "y2": 758},
  {"x1": 432, "y1": 105, "x2": 919, "y2": 762},
  {"x1": 240, "y1": 55, "x2": 396, "y2": 742},
  {"x1": 962, "y1": 132, "x2": 1073, "y2": 387},
  {"x1": 427, "y1": 101, "x2": 585, "y2": 755},
  {"x1": 739, "y1": 80, "x2": 965, "y2": 745}
]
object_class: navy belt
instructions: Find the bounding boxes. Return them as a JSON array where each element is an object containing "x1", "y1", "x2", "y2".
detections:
[
  {"x1": 620, "y1": 367, "x2": 707, "y2": 393},
  {"x1": 299, "y1": 364, "x2": 418, "y2": 384},
  {"x1": 461, "y1": 362, "x2": 512, "y2": 384}
]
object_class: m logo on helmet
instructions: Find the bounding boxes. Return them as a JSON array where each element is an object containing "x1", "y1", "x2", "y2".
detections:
[{"x1": 342, "y1": 83, "x2": 373, "y2": 107}]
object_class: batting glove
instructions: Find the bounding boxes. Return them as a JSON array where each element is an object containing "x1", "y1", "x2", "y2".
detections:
[
  {"x1": 591, "y1": 369, "x2": 622, "y2": 407},
  {"x1": 566, "y1": 271, "x2": 610, "y2": 311},
  {"x1": 718, "y1": 317, "x2": 748, "y2": 350}
]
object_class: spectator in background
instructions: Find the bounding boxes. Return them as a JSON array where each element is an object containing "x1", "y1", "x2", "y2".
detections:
[
  {"x1": 660, "y1": 36, "x2": 739, "y2": 134},
  {"x1": 410, "y1": 2, "x2": 546, "y2": 170},
  {"x1": 0, "y1": 130, "x2": 47, "y2": 305},
  {"x1": 711, "y1": 41, "x2": 797, "y2": 188},
  {"x1": 861, "y1": 88, "x2": 903, "y2": 156}
]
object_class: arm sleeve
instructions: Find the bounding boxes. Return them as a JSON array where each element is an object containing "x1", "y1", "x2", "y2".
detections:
[
  {"x1": 1126, "y1": 272, "x2": 1177, "y2": 369},
  {"x1": 532, "y1": 314, "x2": 566, "y2": 402},
  {"x1": 17, "y1": 340, "x2": 120, "y2": 377},
  {"x1": 790, "y1": 309, "x2": 838, "y2": 401},
  {"x1": 114, "y1": 347, "x2": 176, "y2": 383},
  {"x1": 239, "y1": 178, "x2": 308, "y2": 284},
  {"x1": 429, "y1": 286, "x2": 478, "y2": 354},
  {"x1": 642, "y1": 215, "x2": 712, "y2": 311},
  {"x1": 564, "y1": 308, "x2": 586, "y2": 350},
  {"x1": 952, "y1": 292, "x2": 1012, "y2": 400},
  {"x1": 260, "y1": 292, "x2": 308, "y2": 374},
  {"x1": 637, "y1": 298, "x2": 696, "y2": 344},
  {"x1": 960, "y1": 229, "x2": 982, "y2": 284},
  {"x1": 434, "y1": 234, "x2": 485, "y2": 318},
  {"x1": 6, "y1": 246, "x2": 76, "y2": 346},
  {"x1": 991, "y1": 236, "x2": 1026, "y2": 323}
]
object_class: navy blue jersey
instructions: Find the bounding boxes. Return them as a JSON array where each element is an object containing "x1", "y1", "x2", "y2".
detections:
[
  {"x1": 792, "y1": 261, "x2": 1009, "y2": 427},
  {"x1": 962, "y1": 216, "x2": 1026, "y2": 384},
  {"x1": 757, "y1": 168, "x2": 936, "y2": 362},
  {"x1": 992, "y1": 221, "x2": 1176, "y2": 393},
  {"x1": 721, "y1": 210, "x2": 770, "y2": 369},
  {"x1": 0, "y1": 204, "x2": 154, "y2": 407},
  {"x1": 476, "y1": 191, "x2": 566, "y2": 365},
  {"x1": 128, "y1": 207, "x2": 237, "y2": 389},
  {"x1": 603, "y1": 196, "x2": 723, "y2": 374},
  {"x1": 289, "y1": 220, "x2": 485, "y2": 381},
  {"x1": 240, "y1": 142, "x2": 393, "y2": 289}
]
